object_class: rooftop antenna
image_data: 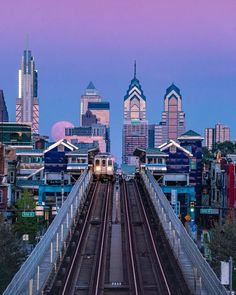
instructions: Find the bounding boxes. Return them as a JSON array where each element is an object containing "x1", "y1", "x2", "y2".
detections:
[
  {"x1": 25, "y1": 33, "x2": 29, "y2": 51},
  {"x1": 134, "y1": 60, "x2": 137, "y2": 78}
]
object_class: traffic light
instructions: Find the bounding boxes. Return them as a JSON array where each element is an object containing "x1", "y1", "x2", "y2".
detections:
[{"x1": 190, "y1": 201, "x2": 195, "y2": 213}]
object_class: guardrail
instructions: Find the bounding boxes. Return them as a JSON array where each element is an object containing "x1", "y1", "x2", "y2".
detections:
[
  {"x1": 3, "y1": 169, "x2": 92, "y2": 295},
  {"x1": 142, "y1": 170, "x2": 228, "y2": 295}
]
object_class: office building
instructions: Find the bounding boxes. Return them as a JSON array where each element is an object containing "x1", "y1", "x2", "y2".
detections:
[
  {"x1": 16, "y1": 48, "x2": 39, "y2": 134},
  {"x1": 80, "y1": 82, "x2": 101, "y2": 125},
  {"x1": 204, "y1": 123, "x2": 230, "y2": 150},
  {"x1": 0, "y1": 90, "x2": 9, "y2": 122},
  {"x1": 155, "y1": 84, "x2": 185, "y2": 146},
  {"x1": 122, "y1": 63, "x2": 148, "y2": 163}
]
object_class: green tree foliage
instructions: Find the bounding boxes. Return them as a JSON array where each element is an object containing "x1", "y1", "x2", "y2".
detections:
[
  {"x1": 213, "y1": 141, "x2": 236, "y2": 156},
  {"x1": 202, "y1": 146, "x2": 214, "y2": 163},
  {"x1": 14, "y1": 189, "x2": 39, "y2": 243},
  {"x1": 0, "y1": 216, "x2": 25, "y2": 293},
  {"x1": 208, "y1": 215, "x2": 236, "y2": 288}
]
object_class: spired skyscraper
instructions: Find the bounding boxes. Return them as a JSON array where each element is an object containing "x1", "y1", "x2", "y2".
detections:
[
  {"x1": 122, "y1": 63, "x2": 148, "y2": 164},
  {"x1": 16, "y1": 49, "x2": 39, "y2": 134},
  {"x1": 154, "y1": 83, "x2": 185, "y2": 147}
]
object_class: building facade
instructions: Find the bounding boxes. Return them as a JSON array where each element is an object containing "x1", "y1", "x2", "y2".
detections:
[
  {"x1": 16, "y1": 49, "x2": 39, "y2": 134},
  {"x1": 80, "y1": 82, "x2": 101, "y2": 125},
  {"x1": 122, "y1": 63, "x2": 148, "y2": 163},
  {"x1": 0, "y1": 90, "x2": 9, "y2": 122},
  {"x1": 155, "y1": 84, "x2": 186, "y2": 146},
  {"x1": 204, "y1": 123, "x2": 230, "y2": 150}
]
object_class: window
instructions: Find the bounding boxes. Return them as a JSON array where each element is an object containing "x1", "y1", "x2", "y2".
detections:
[
  {"x1": 170, "y1": 145, "x2": 176, "y2": 154},
  {"x1": 58, "y1": 145, "x2": 65, "y2": 152},
  {"x1": 108, "y1": 160, "x2": 112, "y2": 166},
  {"x1": 190, "y1": 158, "x2": 197, "y2": 170},
  {"x1": 95, "y1": 159, "x2": 100, "y2": 166},
  {"x1": 158, "y1": 158, "x2": 162, "y2": 164},
  {"x1": 10, "y1": 171, "x2": 15, "y2": 183},
  {"x1": 0, "y1": 191, "x2": 2, "y2": 203},
  {"x1": 102, "y1": 160, "x2": 106, "y2": 167}
]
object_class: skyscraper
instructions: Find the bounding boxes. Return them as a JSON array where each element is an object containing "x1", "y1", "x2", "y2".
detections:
[
  {"x1": 16, "y1": 49, "x2": 39, "y2": 134},
  {"x1": 80, "y1": 82, "x2": 101, "y2": 125},
  {"x1": 215, "y1": 123, "x2": 230, "y2": 143},
  {"x1": 155, "y1": 83, "x2": 185, "y2": 146},
  {"x1": 204, "y1": 123, "x2": 230, "y2": 150},
  {"x1": 122, "y1": 63, "x2": 148, "y2": 163},
  {"x1": 204, "y1": 128, "x2": 215, "y2": 150},
  {"x1": 0, "y1": 90, "x2": 9, "y2": 122}
]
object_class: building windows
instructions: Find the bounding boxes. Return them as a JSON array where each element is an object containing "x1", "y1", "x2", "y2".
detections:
[
  {"x1": 190, "y1": 157, "x2": 197, "y2": 170},
  {"x1": 10, "y1": 171, "x2": 15, "y2": 184},
  {"x1": 58, "y1": 145, "x2": 65, "y2": 152},
  {"x1": 170, "y1": 145, "x2": 177, "y2": 154}
]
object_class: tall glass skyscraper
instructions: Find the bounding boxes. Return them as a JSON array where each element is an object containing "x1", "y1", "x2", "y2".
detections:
[
  {"x1": 155, "y1": 84, "x2": 185, "y2": 146},
  {"x1": 0, "y1": 90, "x2": 9, "y2": 122},
  {"x1": 122, "y1": 63, "x2": 148, "y2": 163},
  {"x1": 80, "y1": 82, "x2": 101, "y2": 125},
  {"x1": 16, "y1": 49, "x2": 39, "y2": 134}
]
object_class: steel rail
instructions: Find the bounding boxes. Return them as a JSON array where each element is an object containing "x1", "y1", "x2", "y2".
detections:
[
  {"x1": 94, "y1": 182, "x2": 111, "y2": 295},
  {"x1": 61, "y1": 181, "x2": 100, "y2": 295},
  {"x1": 134, "y1": 179, "x2": 172, "y2": 295},
  {"x1": 123, "y1": 180, "x2": 139, "y2": 295}
]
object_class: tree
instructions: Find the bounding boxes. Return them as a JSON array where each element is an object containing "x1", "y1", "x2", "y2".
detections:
[
  {"x1": 14, "y1": 189, "x2": 41, "y2": 244},
  {"x1": 0, "y1": 216, "x2": 25, "y2": 293},
  {"x1": 208, "y1": 215, "x2": 236, "y2": 289},
  {"x1": 202, "y1": 146, "x2": 214, "y2": 163},
  {"x1": 213, "y1": 141, "x2": 236, "y2": 156}
]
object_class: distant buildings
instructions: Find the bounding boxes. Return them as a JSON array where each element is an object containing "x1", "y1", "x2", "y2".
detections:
[
  {"x1": 204, "y1": 123, "x2": 230, "y2": 150},
  {"x1": 80, "y1": 82, "x2": 101, "y2": 126},
  {"x1": 122, "y1": 63, "x2": 148, "y2": 163},
  {"x1": 16, "y1": 48, "x2": 39, "y2": 134},
  {"x1": 154, "y1": 83, "x2": 186, "y2": 147},
  {"x1": 0, "y1": 90, "x2": 9, "y2": 122}
]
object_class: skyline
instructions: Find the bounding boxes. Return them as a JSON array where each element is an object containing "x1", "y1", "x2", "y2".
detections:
[{"x1": 1, "y1": 0, "x2": 236, "y2": 161}]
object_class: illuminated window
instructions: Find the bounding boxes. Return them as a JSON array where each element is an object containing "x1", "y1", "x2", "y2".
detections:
[
  {"x1": 190, "y1": 158, "x2": 197, "y2": 170},
  {"x1": 170, "y1": 145, "x2": 176, "y2": 154}
]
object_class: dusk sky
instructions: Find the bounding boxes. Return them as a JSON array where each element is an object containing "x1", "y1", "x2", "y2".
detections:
[{"x1": 1, "y1": 0, "x2": 236, "y2": 161}]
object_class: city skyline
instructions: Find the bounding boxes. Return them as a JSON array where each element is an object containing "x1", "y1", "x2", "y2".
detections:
[{"x1": 1, "y1": 0, "x2": 236, "y2": 161}]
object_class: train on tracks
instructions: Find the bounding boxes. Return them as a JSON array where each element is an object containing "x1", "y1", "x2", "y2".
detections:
[{"x1": 93, "y1": 153, "x2": 115, "y2": 180}]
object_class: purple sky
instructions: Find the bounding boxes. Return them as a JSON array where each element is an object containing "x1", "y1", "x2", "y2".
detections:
[{"x1": 1, "y1": 0, "x2": 236, "y2": 161}]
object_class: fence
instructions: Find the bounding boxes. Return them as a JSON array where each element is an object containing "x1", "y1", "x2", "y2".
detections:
[
  {"x1": 142, "y1": 170, "x2": 228, "y2": 295},
  {"x1": 3, "y1": 169, "x2": 92, "y2": 295}
]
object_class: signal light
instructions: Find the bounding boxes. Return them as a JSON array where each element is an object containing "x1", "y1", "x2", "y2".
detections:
[{"x1": 190, "y1": 201, "x2": 195, "y2": 212}]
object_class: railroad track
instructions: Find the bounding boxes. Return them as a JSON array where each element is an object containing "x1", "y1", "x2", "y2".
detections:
[
  {"x1": 122, "y1": 179, "x2": 172, "y2": 295},
  {"x1": 44, "y1": 181, "x2": 112, "y2": 295}
]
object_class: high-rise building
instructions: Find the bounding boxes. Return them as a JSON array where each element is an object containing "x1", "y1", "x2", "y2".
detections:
[
  {"x1": 82, "y1": 110, "x2": 98, "y2": 127},
  {"x1": 204, "y1": 123, "x2": 230, "y2": 150},
  {"x1": 80, "y1": 82, "x2": 101, "y2": 125},
  {"x1": 155, "y1": 84, "x2": 185, "y2": 146},
  {"x1": 122, "y1": 63, "x2": 148, "y2": 163},
  {"x1": 204, "y1": 128, "x2": 215, "y2": 150},
  {"x1": 0, "y1": 90, "x2": 9, "y2": 122},
  {"x1": 16, "y1": 49, "x2": 39, "y2": 134},
  {"x1": 88, "y1": 101, "x2": 110, "y2": 152},
  {"x1": 215, "y1": 123, "x2": 230, "y2": 143}
]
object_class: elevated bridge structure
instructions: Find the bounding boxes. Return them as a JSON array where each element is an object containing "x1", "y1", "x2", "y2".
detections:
[{"x1": 3, "y1": 170, "x2": 228, "y2": 295}]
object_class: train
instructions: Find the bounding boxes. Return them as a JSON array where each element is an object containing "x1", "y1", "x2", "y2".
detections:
[{"x1": 93, "y1": 153, "x2": 115, "y2": 181}]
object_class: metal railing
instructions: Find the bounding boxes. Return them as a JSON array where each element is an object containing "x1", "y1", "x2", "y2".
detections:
[
  {"x1": 3, "y1": 169, "x2": 92, "y2": 295},
  {"x1": 142, "y1": 170, "x2": 228, "y2": 295}
]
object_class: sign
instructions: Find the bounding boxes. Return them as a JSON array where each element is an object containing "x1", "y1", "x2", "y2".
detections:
[
  {"x1": 185, "y1": 214, "x2": 191, "y2": 222},
  {"x1": 221, "y1": 261, "x2": 229, "y2": 285},
  {"x1": 22, "y1": 234, "x2": 29, "y2": 241},
  {"x1": 171, "y1": 190, "x2": 177, "y2": 205},
  {"x1": 200, "y1": 208, "x2": 219, "y2": 215},
  {"x1": 22, "y1": 212, "x2": 35, "y2": 218}
]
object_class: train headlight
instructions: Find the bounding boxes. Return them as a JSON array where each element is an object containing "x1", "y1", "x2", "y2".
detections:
[
  {"x1": 107, "y1": 166, "x2": 112, "y2": 172},
  {"x1": 96, "y1": 166, "x2": 101, "y2": 172}
]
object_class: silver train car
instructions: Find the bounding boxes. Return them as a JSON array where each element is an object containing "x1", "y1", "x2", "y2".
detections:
[{"x1": 93, "y1": 153, "x2": 115, "y2": 180}]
